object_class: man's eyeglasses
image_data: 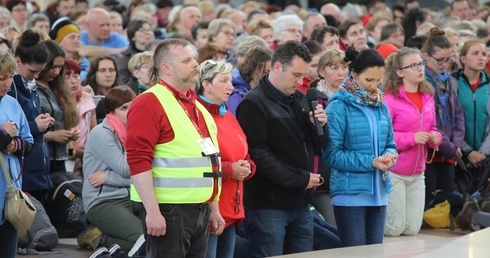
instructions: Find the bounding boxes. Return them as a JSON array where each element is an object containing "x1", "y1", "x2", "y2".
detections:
[
  {"x1": 429, "y1": 54, "x2": 454, "y2": 65},
  {"x1": 399, "y1": 62, "x2": 424, "y2": 70}
]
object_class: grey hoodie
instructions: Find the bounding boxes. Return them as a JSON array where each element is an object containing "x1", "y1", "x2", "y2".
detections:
[{"x1": 82, "y1": 118, "x2": 131, "y2": 212}]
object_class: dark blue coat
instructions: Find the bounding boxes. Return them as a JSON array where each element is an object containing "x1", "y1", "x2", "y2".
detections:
[{"x1": 8, "y1": 74, "x2": 52, "y2": 191}]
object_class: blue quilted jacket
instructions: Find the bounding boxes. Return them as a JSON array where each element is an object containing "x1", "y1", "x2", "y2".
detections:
[{"x1": 322, "y1": 90, "x2": 397, "y2": 197}]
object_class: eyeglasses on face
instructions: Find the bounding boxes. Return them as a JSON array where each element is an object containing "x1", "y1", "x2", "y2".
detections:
[
  {"x1": 285, "y1": 28, "x2": 302, "y2": 34},
  {"x1": 429, "y1": 54, "x2": 454, "y2": 65},
  {"x1": 399, "y1": 62, "x2": 424, "y2": 70},
  {"x1": 137, "y1": 27, "x2": 152, "y2": 32}
]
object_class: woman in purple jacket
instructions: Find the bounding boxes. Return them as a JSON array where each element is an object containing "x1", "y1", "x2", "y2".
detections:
[
  {"x1": 422, "y1": 28, "x2": 465, "y2": 208},
  {"x1": 382, "y1": 47, "x2": 442, "y2": 236}
]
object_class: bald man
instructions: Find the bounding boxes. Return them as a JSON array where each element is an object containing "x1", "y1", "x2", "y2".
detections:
[
  {"x1": 320, "y1": 3, "x2": 344, "y2": 23},
  {"x1": 80, "y1": 8, "x2": 129, "y2": 57}
]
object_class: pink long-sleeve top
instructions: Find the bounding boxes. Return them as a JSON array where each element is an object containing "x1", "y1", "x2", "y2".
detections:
[{"x1": 385, "y1": 87, "x2": 442, "y2": 176}]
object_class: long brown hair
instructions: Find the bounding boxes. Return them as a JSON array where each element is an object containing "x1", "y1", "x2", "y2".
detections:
[
  {"x1": 382, "y1": 47, "x2": 434, "y2": 96},
  {"x1": 42, "y1": 40, "x2": 80, "y2": 129}
]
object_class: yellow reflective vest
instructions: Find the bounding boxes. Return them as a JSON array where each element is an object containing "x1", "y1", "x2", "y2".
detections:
[{"x1": 130, "y1": 85, "x2": 221, "y2": 204}]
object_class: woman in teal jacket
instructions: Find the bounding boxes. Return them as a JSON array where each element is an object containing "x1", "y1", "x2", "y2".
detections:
[
  {"x1": 452, "y1": 39, "x2": 490, "y2": 166},
  {"x1": 322, "y1": 48, "x2": 398, "y2": 247}
]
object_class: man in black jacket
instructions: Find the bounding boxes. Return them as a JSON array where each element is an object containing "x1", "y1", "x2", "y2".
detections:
[{"x1": 236, "y1": 40, "x2": 327, "y2": 257}]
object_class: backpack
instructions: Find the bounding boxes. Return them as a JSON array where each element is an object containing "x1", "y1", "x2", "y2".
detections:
[
  {"x1": 18, "y1": 196, "x2": 59, "y2": 251},
  {"x1": 455, "y1": 157, "x2": 490, "y2": 195},
  {"x1": 45, "y1": 172, "x2": 89, "y2": 238}
]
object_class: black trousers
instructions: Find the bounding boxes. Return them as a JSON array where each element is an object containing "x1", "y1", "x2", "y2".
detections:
[{"x1": 141, "y1": 203, "x2": 210, "y2": 258}]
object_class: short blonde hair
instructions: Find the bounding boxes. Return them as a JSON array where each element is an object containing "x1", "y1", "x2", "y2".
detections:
[
  {"x1": 196, "y1": 59, "x2": 233, "y2": 94},
  {"x1": 198, "y1": 0, "x2": 214, "y2": 16},
  {"x1": 239, "y1": 1, "x2": 260, "y2": 13},
  {"x1": 128, "y1": 51, "x2": 153, "y2": 72},
  {"x1": 109, "y1": 11, "x2": 122, "y2": 20},
  {"x1": 0, "y1": 49, "x2": 17, "y2": 75},
  {"x1": 207, "y1": 18, "x2": 236, "y2": 41},
  {"x1": 247, "y1": 19, "x2": 273, "y2": 36}
]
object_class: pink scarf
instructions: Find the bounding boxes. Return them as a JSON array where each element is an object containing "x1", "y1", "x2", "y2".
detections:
[{"x1": 106, "y1": 113, "x2": 127, "y2": 148}]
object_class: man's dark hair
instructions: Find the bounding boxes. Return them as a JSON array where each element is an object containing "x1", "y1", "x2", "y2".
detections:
[
  {"x1": 15, "y1": 29, "x2": 48, "y2": 65},
  {"x1": 247, "y1": 9, "x2": 267, "y2": 23},
  {"x1": 156, "y1": 0, "x2": 173, "y2": 9},
  {"x1": 311, "y1": 26, "x2": 339, "y2": 45},
  {"x1": 191, "y1": 21, "x2": 210, "y2": 41},
  {"x1": 303, "y1": 40, "x2": 322, "y2": 56},
  {"x1": 405, "y1": 35, "x2": 428, "y2": 49},
  {"x1": 271, "y1": 41, "x2": 312, "y2": 68},
  {"x1": 103, "y1": 0, "x2": 127, "y2": 14},
  {"x1": 323, "y1": 14, "x2": 339, "y2": 28}
]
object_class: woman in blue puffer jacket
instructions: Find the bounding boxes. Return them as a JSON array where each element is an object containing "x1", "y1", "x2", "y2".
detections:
[{"x1": 322, "y1": 48, "x2": 398, "y2": 247}]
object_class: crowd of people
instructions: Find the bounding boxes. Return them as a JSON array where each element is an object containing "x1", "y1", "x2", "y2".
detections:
[{"x1": 2, "y1": 0, "x2": 490, "y2": 257}]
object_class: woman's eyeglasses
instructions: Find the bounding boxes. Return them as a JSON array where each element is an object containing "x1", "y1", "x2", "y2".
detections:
[
  {"x1": 399, "y1": 62, "x2": 425, "y2": 70},
  {"x1": 429, "y1": 54, "x2": 454, "y2": 65}
]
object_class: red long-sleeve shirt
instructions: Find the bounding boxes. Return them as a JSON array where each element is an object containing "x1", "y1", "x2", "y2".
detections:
[
  {"x1": 198, "y1": 99, "x2": 256, "y2": 227},
  {"x1": 126, "y1": 82, "x2": 211, "y2": 176}
]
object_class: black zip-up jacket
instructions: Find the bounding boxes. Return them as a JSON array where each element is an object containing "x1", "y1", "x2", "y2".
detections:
[{"x1": 236, "y1": 75, "x2": 326, "y2": 209}]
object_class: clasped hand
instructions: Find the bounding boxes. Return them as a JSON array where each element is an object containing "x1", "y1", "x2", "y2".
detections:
[
  {"x1": 414, "y1": 131, "x2": 440, "y2": 145},
  {"x1": 372, "y1": 153, "x2": 398, "y2": 171}
]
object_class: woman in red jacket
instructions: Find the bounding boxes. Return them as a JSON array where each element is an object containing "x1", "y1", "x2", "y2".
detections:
[
  {"x1": 197, "y1": 60, "x2": 256, "y2": 258},
  {"x1": 382, "y1": 47, "x2": 442, "y2": 236}
]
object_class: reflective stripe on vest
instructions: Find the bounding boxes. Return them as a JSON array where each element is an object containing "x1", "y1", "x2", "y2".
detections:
[
  {"x1": 130, "y1": 84, "x2": 221, "y2": 204},
  {"x1": 153, "y1": 156, "x2": 210, "y2": 168}
]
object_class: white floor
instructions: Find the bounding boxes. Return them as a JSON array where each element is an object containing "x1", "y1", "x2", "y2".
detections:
[
  {"x1": 23, "y1": 228, "x2": 490, "y2": 258},
  {"x1": 276, "y1": 228, "x2": 490, "y2": 258}
]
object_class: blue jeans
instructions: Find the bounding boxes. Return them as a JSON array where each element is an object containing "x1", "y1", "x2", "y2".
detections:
[
  {"x1": 206, "y1": 225, "x2": 236, "y2": 258},
  {"x1": 334, "y1": 206, "x2": 386, "y2": 247},
  {"x1": 312, "y1": 209, "x2": 341, "y2": 250},
  {"x1": 0, "y1": 220, "x2": 18, "y2": 258},
  {"x1": 245, "y1": 205, "x2": 313, "y2": 257}
]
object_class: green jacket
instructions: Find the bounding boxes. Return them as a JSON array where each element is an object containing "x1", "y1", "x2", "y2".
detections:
[{"x1": 452, "y1": 71, "x2": 490, "y2": 154}]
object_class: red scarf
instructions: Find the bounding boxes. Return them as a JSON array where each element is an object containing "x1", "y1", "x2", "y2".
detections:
[{"x1": 106, "y1": 113, "x2": 127, "y2": 148}]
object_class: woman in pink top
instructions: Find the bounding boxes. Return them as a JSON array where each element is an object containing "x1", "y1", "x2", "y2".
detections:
[
  {"x1": 65, "y1": 59, "x2": 96, "y2": 178},
  {"x1": 382, "y1": 47, "x2": 442, "y2": 236}
]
